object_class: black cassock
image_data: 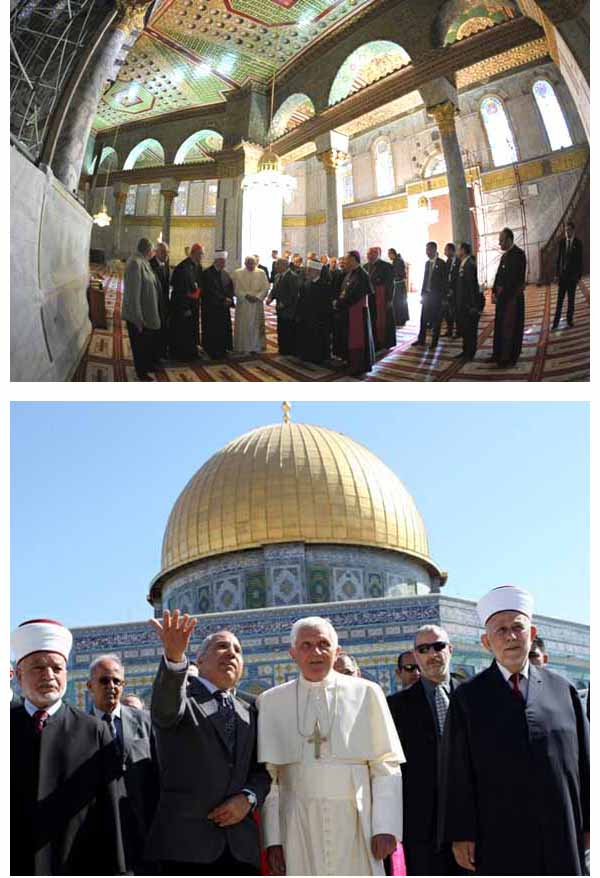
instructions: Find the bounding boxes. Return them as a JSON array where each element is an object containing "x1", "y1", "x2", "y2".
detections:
[
  {"x1": 11, "y1": 703, "x2": 125, "y2": 876},
  {"x1": 364, "y1": 259, "x2": 395, "y2": 349},
  {"x1": 296, "y1": 277, "x2": 333, "y2": 364},
  {"x1": 170, "y1": 257, "x2": 203, "y2": 360},
  {"x1": 201, "y1": 265, "x2": 234, "y2": 359},
  {"x1": 439, "y1": 662, "x2": 589, "y2": 876},
  {"x1": 492, "y1": 244, "x2": 526, "y2": 366}
]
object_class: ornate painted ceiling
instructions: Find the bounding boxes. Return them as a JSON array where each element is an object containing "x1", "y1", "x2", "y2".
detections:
[{"x1": 93, "y1": 0, "x2": 523, "y2": 132}]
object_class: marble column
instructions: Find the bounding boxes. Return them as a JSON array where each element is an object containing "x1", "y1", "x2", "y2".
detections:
[
  {"x1": 315, "y1": 132, "x2": 350, "y2": 257},
  {"x1": 429, "y1": 101, "x2": 472, "y2": 247},
  {"x1": 112, "y1": 183, "x2": 128, "y2": 258},
  {"x1": 49, "y1": 2, "x2": 150, "y2": 195},
  {"x1": 160, "y1": 178, "x2": 179, "y2": 246}
]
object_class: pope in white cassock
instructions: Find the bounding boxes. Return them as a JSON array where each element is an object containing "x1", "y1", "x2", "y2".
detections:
[
  {"x1": 232, "y1": 255, "x2": 270, "y2": 354},
  {"x1": 258, "y1": 616, "x2": 405, "y2": 876}
]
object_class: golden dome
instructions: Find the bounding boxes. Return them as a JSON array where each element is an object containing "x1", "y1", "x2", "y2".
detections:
[{"x1": 155, "y1": 422, "x2": 444, "y2": 590}]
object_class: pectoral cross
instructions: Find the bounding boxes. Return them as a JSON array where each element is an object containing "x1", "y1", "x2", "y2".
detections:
[{"x1": 308, "y1": 719, "x2": 327, "y2": 759}]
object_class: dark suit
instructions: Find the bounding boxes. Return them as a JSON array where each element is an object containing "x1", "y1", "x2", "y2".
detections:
[
  {"x1": 443, "y1": 257, "x2": 460, "y2": 337},
  {"x1": 149, "y1": 256, "x2": 171, "y2": 359},
  {"x1": 417, "y1": 257, "x2": 447, "y2": 346},
  {"x1": 91, "y1": 704, "x2": 158, "y2": 873},
  {"x1": 146, "y1": 660, "x2": 270, "y2": 873},
  {"x1": 439, "y1": 662, "x2": 589, "y2": 875},
  {"x1": 456, "y1": 257, "x2": 481, "y2": 358},
  {"x1": 270, "y1": 268, "x2": 300, "y2": 355},
  {"x1": 491, "y1": 244, "x2": 526, "y2": 366},
  {"x1": 387, "y1": 678, "x2": 464, "y2": 875},
  {"x1": 553, "y1": 236, "x2": 583, "y2": 327}
]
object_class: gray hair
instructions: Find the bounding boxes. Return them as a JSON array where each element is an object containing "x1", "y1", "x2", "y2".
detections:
[
  {"x1": 196, "y1": 630, "x2": 240, "y2": 658},
  {"x1": 137, "y1": 237, "x2": 153, "y2": 255},
  {"x1": 89, "y1": 653, "x2": 124, "y2": 679},
  {"x1": 290, "y1": 616, "x2": 338, "y2": 648},
  {"x1": 414, "y1": 624, "x2": 449, "y2": 647},
  {"x1": 335, "y1": 652, "x2": 359, "y2": 671}
]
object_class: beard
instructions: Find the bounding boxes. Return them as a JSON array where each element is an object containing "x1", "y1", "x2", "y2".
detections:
[{"x1": 27, "y1": 680, "x2": 67, "y2": 708}]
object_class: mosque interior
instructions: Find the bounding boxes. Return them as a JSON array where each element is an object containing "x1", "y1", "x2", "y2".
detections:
[
  {"x1": 65, "y1": 409, "x2": 590, "y2": 707},
  {"x1": 10, "y1": 0, "x2": 590, "y2": 381}
]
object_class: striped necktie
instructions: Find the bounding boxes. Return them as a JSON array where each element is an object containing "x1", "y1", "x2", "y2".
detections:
[
  {"x1": 434, "y1": 684, "x2": 449, "y2": 735},
  {"x1": 215, "y1": 691, "x2": 236, "y2": 750}
]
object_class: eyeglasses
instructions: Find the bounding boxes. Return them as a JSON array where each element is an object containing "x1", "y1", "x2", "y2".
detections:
[
  {"x1": 400, "y1": 664, "x2": 419, "y2": 672},
  {"x1": 98, "y1": 676, "x2": 124, "y2": 686},
  {"x1": 415, "y1": 641, "x2": 448, "y2": 655}
]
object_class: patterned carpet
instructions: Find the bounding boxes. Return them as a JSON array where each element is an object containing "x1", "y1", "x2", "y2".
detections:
[{"x1": 73, "y1": 272, "x2": 590, "y2": 382}]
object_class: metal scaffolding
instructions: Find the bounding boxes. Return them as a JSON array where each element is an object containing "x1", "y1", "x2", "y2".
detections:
[{"x1": 10, "y1": 0, "x2": 110, "y2": 163}]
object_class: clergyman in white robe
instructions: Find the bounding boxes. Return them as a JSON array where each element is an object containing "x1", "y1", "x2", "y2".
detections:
[
  {"x1": 257, "y1": 669, "x2": 405, "y2": 876},
  {"x1": 232, "y1": 264, "x2": 270, "y2": 353}
]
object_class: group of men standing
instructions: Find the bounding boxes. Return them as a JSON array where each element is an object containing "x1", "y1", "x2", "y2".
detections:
[{"x1": 11, "y1": 581, "x2": 589, "y2": 877}]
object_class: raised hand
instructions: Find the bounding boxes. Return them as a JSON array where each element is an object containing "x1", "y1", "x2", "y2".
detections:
[
  {"x1": 267, "y1": 846, "x2": 286, "y2": 876},
  {"x1": 149, "y1": 609, "x2": 197, "y2": 662}
]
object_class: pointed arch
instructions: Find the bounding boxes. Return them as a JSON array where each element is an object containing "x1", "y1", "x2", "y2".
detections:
[
  {"x1": 96, "y1": 146, "x2": 119, "y2": 173},
  {"x1": 480, "y1": 95, "x2": 518, "y2": 166},
  {"x1": 328, "y1": 41, "x2": 411, "y2": 106},
  {"x1": 123, "y1": 138, "x2": 165, "y2": 171},
  {"x1": 532, "y1": 80, "x2": 573, "y2": 151},
  {"x1": 174, "y1": 130, "x2": 224, "y2": 165},
  {"x1": 269, "y1": 94, "x2": 316, "y2": 140}
]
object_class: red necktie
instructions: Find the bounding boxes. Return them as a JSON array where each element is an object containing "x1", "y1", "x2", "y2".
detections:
[
  {"x1": 33, "y1": 709, "x2": 49, "y2": 733},
  {"x1": 509, "y1": 673, "x2": 524, "y2": 705}
]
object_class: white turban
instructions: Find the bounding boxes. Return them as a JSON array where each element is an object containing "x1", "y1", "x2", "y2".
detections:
[
  {"x1": 214, "y1": 250, "x2": 228, "y2": 259},
  {"x1": 477, "y1": 585, "x2": 534, "y2": 627},
  {"x1": 307, "y1": 259, "x2": 322, "y2": 271},
  {"x1": 11, "y1": 619, "x2": 73, "y2": 664}
]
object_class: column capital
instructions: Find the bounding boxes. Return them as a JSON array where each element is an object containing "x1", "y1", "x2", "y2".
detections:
[
  {"x1": 160, "y1": 177, "x2": 179, "y2": 201},
  {"x1": 429, "y1": 101, "x2": 459, "y2": 135},
  {"x1": 114, "y1": 0, "x2": 152, "y2": 39},
  {"x1": 316, "y1": 149, "x2": 350, "y2": 174}
]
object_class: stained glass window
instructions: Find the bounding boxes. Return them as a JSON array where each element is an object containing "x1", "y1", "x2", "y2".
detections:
[
  {"x1": 173, "y1": 181, "x2": 189, "y2": 216},
  {"x1": 480, "y1": 96, "x2": 518, "y2": 167},
  {"x1": 124, "y1": 185, "x2": 137, "y2": 216},
  {"x1": 340, "y1": 161, "x2": 354, "y2": 205},
  {"x1": 532, "y1": 80, "x2": 573, "y2": 151},
  {"x1": 374, "y1": 138, "x2": 395, "y2": 197}
]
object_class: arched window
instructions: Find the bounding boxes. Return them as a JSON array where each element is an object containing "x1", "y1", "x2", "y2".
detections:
[
  {"x1": 423, "y1": 152, "x2": 447, "y2": 178},
  {"x1": 174, "y1": 130, "x2": 223, "y2": 164},
  {"x1": 123, "y1": 138, "x2": 165, "y2": 171},
  {"x1": 173, "y1": 181, "x2": 189, "y2": 216},
  {"x1": 124, "y1": 185, "x2": 137, "y2": 216},
  {"x1": 532, "y1": 80, "x2": 573, "y2": 151},
  {"x1": 329, "y1": 41, "x2": 411, "y2": 105},
  {"x1": 374, "y1": 138, "x2": 395, "y2": 197},
  {"x1": 480, "y1": 96, "x2": 518, "y2": 167},
  {"x1": 340, "y1": 160, "x2": 354, "y2": 205}
]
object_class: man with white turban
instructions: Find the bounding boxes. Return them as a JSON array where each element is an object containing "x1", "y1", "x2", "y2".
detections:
[
  {"x1": 10, "y1": 619, "x2": 125, "y2": 875},
  {"x1": 258, "y1": 616, "x2": 404, "y2": 876},
  {"x1": 232, "y1": 255, "x2": 270, "y2": 354},
  {"x1": 439, "y1": 585, "x2": 590, "y2": 876}
]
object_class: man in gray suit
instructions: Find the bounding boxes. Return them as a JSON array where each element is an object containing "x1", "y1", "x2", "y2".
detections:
[
  {"x1": 87, "y1": 654, "x2": 158, "y2": 874},
  {"x1": 147, "y1": 610, "x2": 271, "y2": 875}
]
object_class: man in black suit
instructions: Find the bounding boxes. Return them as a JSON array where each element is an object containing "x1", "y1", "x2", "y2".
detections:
[
  {"x1": 147, "y1": 610, "x2": 270, "y2": 875},
  {"x1": 552, "y1": 221, "x2": 583, "y2": 329},
  {"x1": 387, "y1": 625, "x2": 464, "y2": 875},
  {"x1": 490, "y1": 227, "x2": 527, "y2": 367},
  {"x1": 395, "y1": 650, "x2": 420, "y2": 690},
  {"x1": 87, "y1": 654, "x2": 158, "y2": 874},
  {"x1": 439, "y1": 585, "x2": 589, "y2": 876},
  {"x1": 454, "y1": 242, "x2": 481, "y2": 361},
  {"x1": 149, "y1": 241, "x2": 171, "y2": 361},
  {"x1": 442, "y1": 243, "x2": 460, "y2": 338},
  {"x1": 254, "y1": 254, "x2": 271, "y2": 283},
  {"x1": 412, "y1": 242, "x2": 446, "y2": 350},
  {"x1": 269, "y1": 249, "x2": 279, "y2": 284}
]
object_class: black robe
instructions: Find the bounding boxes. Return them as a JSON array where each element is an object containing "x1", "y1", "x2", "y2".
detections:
[
  {"x1": 201, "y1": 265, "x2": 234, "y2": 359},
  {"x1": 439, "y1": 662, "x2": 589, "y2": 876},
  {"x1": 270, "y1": 269, "x2": 299, "y2": 356},
  {"x1": 391, "y1": 256, "x2": 409, "y2": 325},
  {"x1": 334, "y1": 267, "x2": 375, "y2": 374},
  {"x1": 11, "y1": 703, "x2": 125, "y2": 875},
  {"x1": 492, "y1": 244, "x2": 526, "y2": 366},
  {"x1": 364, "y1": 259, "x2": 395, "y2": 349},
  {"x1": 170, "y1": 257, "x2": 202, "y2": 360},
  {"x1": 296, "y1": 276, "x2": 332, "y2": 364}
]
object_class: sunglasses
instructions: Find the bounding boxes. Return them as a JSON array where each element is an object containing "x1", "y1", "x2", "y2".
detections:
[
  {"x1": 400, "y1": 664, "x2": 419, "y2": 672},
  {"x1": 98, "y1": 676, "x2": 124, "y2": 686},
  {"x1": 415, "y1": 641, "x2": 448, "y2": 655}
]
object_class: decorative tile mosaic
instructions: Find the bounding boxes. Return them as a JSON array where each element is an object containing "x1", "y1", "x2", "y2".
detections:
[
  {"x1": 214, "y1": 574, "x2": 243, "y2": 610},
  {"x1": 333, "y1": 567, "x2": 364, "y2": 602},
  {"x1": 307, "y1": 566, "x2": 331, "y2": 603},
  {"x1": 245, "y1": 572, "x2": 267, "y2": 609}
]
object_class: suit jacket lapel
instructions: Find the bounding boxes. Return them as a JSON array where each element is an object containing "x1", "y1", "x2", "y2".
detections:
[
  {"x1": 526, "y1": 663, "x2": 544, "y2": 712},
  {"x1": 191, "y1": 681, "x2": 236, "y2": 754},
  {"x1": 413, "y1": 679, "x2": 437, "y2": 739}
]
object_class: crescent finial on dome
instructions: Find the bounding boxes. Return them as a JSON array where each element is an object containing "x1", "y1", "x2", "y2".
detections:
[{"x1": 282, "y1": 401, "x2": 292, "y2": 424}]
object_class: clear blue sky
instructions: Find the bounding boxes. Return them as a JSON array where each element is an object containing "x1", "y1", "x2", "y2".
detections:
[{"x1": 10, "y1": 401, "x2": 589, "y2": 629}]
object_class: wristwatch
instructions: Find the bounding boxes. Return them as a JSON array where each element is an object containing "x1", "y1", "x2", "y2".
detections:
[{"x1": 242, "y1": 788, "x2": 258, "y2": 812}]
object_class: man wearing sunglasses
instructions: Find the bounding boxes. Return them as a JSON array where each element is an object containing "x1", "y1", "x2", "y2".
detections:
[
  {"x1": 87, "y1": 654, "x2": 158, "y2": 874},
  {"x1": 387, "y1": 626, "x2": 464, "y2": 875},
  {"x1": 395, "y1": 651, "x2": 420, "y2": 690}
]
